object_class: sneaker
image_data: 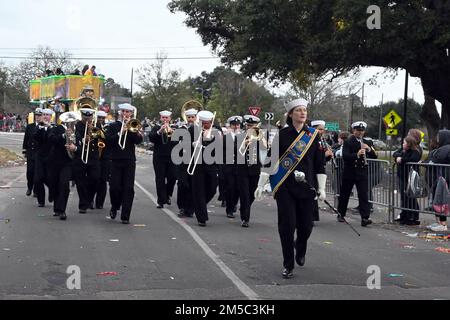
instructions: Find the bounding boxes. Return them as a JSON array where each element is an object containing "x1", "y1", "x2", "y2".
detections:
[
  {"x1": 282, "y1": 268, "x2": 294, "y2": 279},
  {"x1": 430, "y1": 224, "x2": 448, "y2": 232},
  {"x1": 241, "y1": 221, "x2": 249, "y2": 228},
  {"x1": 426, "y1": 223, "x2": 440, "y2": 230},
  {"x1": 226, "y1": 213, "x2": 235, "y2": 218}
]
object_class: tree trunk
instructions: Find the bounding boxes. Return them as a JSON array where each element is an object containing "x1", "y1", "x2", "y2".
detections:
[
  {"x1": 420, "y1": 93, "x2": 440, "y2": 144},
  {"x1": 441, "y1": 100, "x2": 450, "y2": 129}
]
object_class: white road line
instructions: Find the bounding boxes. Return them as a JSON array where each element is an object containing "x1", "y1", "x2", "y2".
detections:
[
  {"x1": 0, "y1": 172, "x2": 26, "y2": 189},
  {"x1": 134, "y1": 180, "x2": 259, "y2": 300}
]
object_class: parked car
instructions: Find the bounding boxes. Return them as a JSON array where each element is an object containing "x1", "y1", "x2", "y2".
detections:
[{"x1": 372, "y1": 139, "x2": 387, "y2": 150}]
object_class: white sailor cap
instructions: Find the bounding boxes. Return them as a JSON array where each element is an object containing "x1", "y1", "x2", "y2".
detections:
[
  {"x1": 243, "y1": 115, "x2": 260, "y2": 124},
  {"x1": 285, "y1": 98, "x2": 308, "y2": 113},
  {"x1": 311, "y1": 120, "x2": 326, "y2": 127},
  {"x1": 352, "y1": 121, "x2": 367, "y2": 130},
  {"x1": 34, "y1": 108, "x2": 43, "y2": 115},
  {"x1": 97, "y1": 110, "x2": 108, "y2": 118},
  {"x1": 119, "y1": 103, "x2": 135, "y2": 112},
  {"x1": 159, "y1": 110, "x2": 172, "y2": 117},
  {"x1": 198, "y1": 110, "x2": 214, "y2": 122},
  {"x1": 79, "y1": 108, "x2": 95, "y2": 116},
  {"x1": 184, "y1": 108, "x2": 198, "y2": 116},
  {"x1": 41, "y1": 108, "x2": 54, "y2": 116},
  {"x1": 227, "y1": 116, "x2": 242, "y2": 124}
]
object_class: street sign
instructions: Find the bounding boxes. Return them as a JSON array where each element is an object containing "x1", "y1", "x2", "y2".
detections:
[
  {"x1": 265, "y1": 112, "x2": 274, "y2": 121},
  {"x1": 383, "y1": 109, "x2": 402, "y2": 128},
  {"x1": 249, "y1": 106, "x2": 261, "y2": 117},
  {"x1": 386, "y1": 128, "x2": 398, "y2": 136},
  {"x1": 325, "y1": 122, "x2": 340, "y2": 131}
]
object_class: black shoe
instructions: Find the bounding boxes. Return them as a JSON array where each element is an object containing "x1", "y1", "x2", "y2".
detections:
[
  {"x1": 233, "y1": 206, "x2": 237, "y2": 213},
  {"x1": 166, "y1": 197, "x2": 171, "y2": 205},
  {"x1": 221, "y1": 200, "x2": 226, "y2": 208},
  {"x1": 79, "y1": 209, "x2": 87, "y2": 214},
  {"x1": 296, "y1": 255, "x2": 305, "y2": 267},
  {"x1": 311, "y1": 221, "x2": 315, "y2": 227},
  {"x1": 406, "y1": 220, "x2": 421, "y2": 226},
  {"x1": 26, "y1": 189, "x2": 32, "y2": 196},
  {"x1": 282, "y1": 268, "x2": 294, "y2": 279},
  {"x1": 48, "y1": 194, "x2": 53, "y2": 203},
  {"x1": 157, "y1": 204, "x2": 164, "y2": 209},
  {"x1": 198, "y1": 222, "x2": 206, "y2": 227},
  {"x1": 226, "y1": 212, "x2": 235, "y2": 218},
  {"x1": 59, "y1": 212, "x2": 67, "y2": 220},
  {"x1": 33, "y1": 193, "x2": 37, "y2": 198},
  {"x1": 38, "y1": 203, "x2": 45, "y2": 207},
  {"x1": 337, "y1": 215, "x2": 345, "y2": 223},
  {"x1": 241, "y1": 221, "x2": 249, "y2": 228},
  {"x1": 121, "y1": 220, "x2": 130, "y2": 224},
  {"x1": 53, "y1": 212, "x2": 60, "y2": 217},
  {"x1": 109, "y1": 209, "x2": 117, "y2": 220},
  {"x1": 89, "y1": 202, "x2": 94, "y2": 210},
  {"x1": 95, "y1": 206, "x2": 103, "y2": 209},
  {"x1": 361, "y1": 218, "x2": 372, "y2": 227},
  {"x1": 399, "y1": 219, "x2": 408, "y2": 225}
]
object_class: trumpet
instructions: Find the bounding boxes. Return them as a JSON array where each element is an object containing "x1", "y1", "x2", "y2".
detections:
[
  {"x1": 187, "y1": 111, "x2": 216, "y2": 176},
  {"x1": 161, "y1": 120, "x2": 172, "y2": 144},
  {"x1": 81, "y1": 112, "x2": 97, "y2": 164},
  {"x1": 238, "y1": 125, "x2": 264, "y2": 156},
  {"x1": 118, "y1": 108, "x2": 141, "y2": 150}
]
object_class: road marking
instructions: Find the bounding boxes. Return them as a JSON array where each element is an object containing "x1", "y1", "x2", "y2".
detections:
[
  {"x1": 0, "y1": 172, "x2": 26, "y2": 189},
  {"x1": 134, "y1": 180, "x2": 259, "y2": 300}
]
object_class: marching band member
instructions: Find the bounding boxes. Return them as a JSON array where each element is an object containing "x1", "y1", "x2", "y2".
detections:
[
  {"x1": 93, "y1": 110, "x2": 109, "y2": 209},
  {"x1": 255, "y1": 98, "x2": 326, "y2": 278},
  {"x1": 237, "y1": 115, "x2": 263, "y2": 227},
  {"x1": 22, "y1": 108, "x2": 42, "y2": 197},
  {"x1": 148, "y1": 110, "x2": 177, "y2": 209},
  {"x1": 223, "y1": 116, "x2": 242, "y2": 218},
  {"x1": 176, "y1": 108, "x2": 197, "y2": 217},
  {"x1": 188, "y1": 110, "x2": 219, "y2": 226},
  {"x1": 310, "y1": 120, "x2": 334, "y2": 224},
  {"x1": 33, "y1": 108, "x2": 55, "y2": 207},
  {"x1": 106, "y1": 103, "x2": 143, "y2": 224},
  {"x1": 47, "y1": 112, "x2": 78, "y2": 220},
  {"x1": 73, "y1": 108, "x2": 101, "y2": 214},
  {"x1": 337, "y1": 121, "x2": 377, "y2": 227}
]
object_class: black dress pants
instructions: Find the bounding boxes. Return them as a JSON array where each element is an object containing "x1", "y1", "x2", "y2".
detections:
[{"x1": 109, "y1": 160, "x2": 136, "y2": 221}]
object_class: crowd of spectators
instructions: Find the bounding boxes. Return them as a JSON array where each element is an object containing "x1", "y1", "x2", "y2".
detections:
[{"x1": 0, "y1": 112, "x2": 27, "y2": 132}]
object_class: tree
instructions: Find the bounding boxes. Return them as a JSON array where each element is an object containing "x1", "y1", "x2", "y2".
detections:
[
  {"x1": 136, "y1": 52, "x2": 183, "y2": 118},
  {"x1": 9, "y1": 46, "x2": 80, "y2": 93},
  {"x1": 169, "y1": 1, "x2": 450, "y2": 126}
]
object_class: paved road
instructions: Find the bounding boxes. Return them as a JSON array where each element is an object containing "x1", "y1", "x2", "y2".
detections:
[{"x1": 0, "y1": 133, "x2": 449, "y2": 300}]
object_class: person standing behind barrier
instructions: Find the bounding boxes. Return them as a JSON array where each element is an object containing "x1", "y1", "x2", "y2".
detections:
[
  {"x1": 334, "y1": 131, "x2": 350, "y2": 158},
  {"x1": 393, "y1": 136, "x2": 422, "y2": 225},
  {"x1": 23, "y1": 108, "x2": 42, "y2": 196},
  {"x1": 337, "y1": 121, "x2": 377, "y2": 227},
  {"x1": 426, "y1": 130, "x2": 450, "y2": 232}
]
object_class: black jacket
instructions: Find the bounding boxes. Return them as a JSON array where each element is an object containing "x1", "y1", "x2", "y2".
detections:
[
  {"x1": 47, "y1": 125, "x2": 72, "y2": 165},
  {"x1": 236, "y1": 130, "x2": 262, "y2": 176},
  {"x1": 33, "y1": 124, "x2": 54, "y2": 162},
  {"x1": 272, "y1": 125, "x2": 325, "y2": 199},
  {"x1": 74, "y1": 121, "x2": 100, "y2": 162},
  {"x1": 393, "y1": 148, "x2": 421, "y2": 181},
  {"x1": 23, "y1": 123, "x2": 38, "y2": 159},
  {"x1": 342, "y1": 135, "x2": 377, "y2": 178},
  {"x1": 148, "y1": 124, "x2": 177, "y2": 158},
  {"x1": 105, "y1": 121, "x2": 143, "y2": 161},
  {"x1": 188, "y1": 124, "x2": 221, "y2": 172}
]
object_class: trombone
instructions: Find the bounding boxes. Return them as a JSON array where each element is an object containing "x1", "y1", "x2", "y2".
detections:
[
  {"x1": 187, "y1": 111, "x2": 216, "y2": 176},
  {"x1": 77, "y1": 97, "x2": 98, "y2": 164},
  {"x1": 118, "y1": 107, "x2": 141, "y2": 150},
  {"x1": 238, "y1": 124, "x2": 264, "y2": 156}
]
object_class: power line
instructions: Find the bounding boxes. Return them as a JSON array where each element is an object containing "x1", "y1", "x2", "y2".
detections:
[
  {"x1": 0, "y1": 56, "x2": 220, "y2": 61},
  {"x1": 0, "y1": 46, "x2": 207, "y2": 50}
]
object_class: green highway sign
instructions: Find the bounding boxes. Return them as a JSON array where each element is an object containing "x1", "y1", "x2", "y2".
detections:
[{"x1": 325, "y1": 122, "x2": 340, "y2": 131}]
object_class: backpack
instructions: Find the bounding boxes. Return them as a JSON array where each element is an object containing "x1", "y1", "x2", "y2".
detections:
[
  {"x1": 432, "y1": 176, "x2": 449, "y2": 216},
  {"x1": 406, "y1": 169, "x2": 429, "y2": 198}
]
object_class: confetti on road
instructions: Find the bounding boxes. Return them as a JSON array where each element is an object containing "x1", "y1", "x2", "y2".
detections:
[
  {"x1": 435, "y1": 247, "x2": 450, "y2": 254},
  {"x1": 323, "y1": 241, "x2": 333, "y2": 245},
  {"x1": 257, "y1": 238, "x2": 271, "y2": 243},
  {"x1": 402, "y1": 245, "x2": 416, "y2": 249},
  {"x1": 133, "y1": 224, "x2": 146, "y2": 227},
  {"x1": 96, "y1": 272, "x2": 118, "y2": 276},
  {"x1": 171, "y1": 237, "x2": 177, "y2": 240},
  {"x1": 170, "y1": 276, "x2": 174, "y2": 280},
  {"x1": 109, "y1": 239, "x2": 119, "y2": 242},
  {"x1": 3, "y1": 248, "x2": 11, "y2": 251},
  {"x1": 0, "y1": 218, "x2": 10, "y2": 223},
  {"x1": 388, "y1": 274, "x2": 404, "y2": 278}
]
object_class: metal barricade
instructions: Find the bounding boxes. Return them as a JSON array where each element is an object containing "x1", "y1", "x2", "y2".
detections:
[{"x1": 326, "y1": 156, "x2": 450, "y2": 223}]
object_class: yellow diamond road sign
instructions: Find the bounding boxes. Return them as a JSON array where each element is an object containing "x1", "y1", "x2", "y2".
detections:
[
  {"x1": 386, "y1": 128, "x2": 398, "y2": 136},
  {"x1": 384, "y1": 109, "x2": 402, "y2": 129}
]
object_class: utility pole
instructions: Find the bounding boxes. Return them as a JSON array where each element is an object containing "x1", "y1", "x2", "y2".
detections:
[
  {"x1": 378, "y1": 93, "x2": 384, "y2": 140},
  {"x1": 361, "y1": 83, "x2": 365, "y2": 121},
  {"x1": 130, "y1": 68, "x2": 134, "y2": 104},
  {"x1": 402, "y1": 70, "x2": 409, "y2": 141}
]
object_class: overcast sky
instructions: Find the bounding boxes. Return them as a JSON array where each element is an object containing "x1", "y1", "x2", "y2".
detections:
[{"x1": 0, "y1": 0, "x2": 431, "y2": 110}]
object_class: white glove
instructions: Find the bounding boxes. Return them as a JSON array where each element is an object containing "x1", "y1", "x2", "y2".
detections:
[
  {"x1": 254, "y1": 172, "x2": 270, "y2": 201},
  {"x1": 316, "y1": 174, "x2": 327, "y2": 201}
]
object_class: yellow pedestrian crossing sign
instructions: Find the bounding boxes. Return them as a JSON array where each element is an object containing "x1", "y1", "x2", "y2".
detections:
[
  {"x1": 386, "y1": 128, "x2": 398, "y2": 136},
  {"x1": 383, "y1": 109, "x2": 402, "y2": 128}
]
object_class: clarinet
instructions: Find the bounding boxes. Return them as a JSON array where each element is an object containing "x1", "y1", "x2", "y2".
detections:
[
  {"x1": 360, "y1": 139, "x2": 368, "y2": 166},
  {"x1": 322, "y1": 137, "x2": 338, "y2": 168}
]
